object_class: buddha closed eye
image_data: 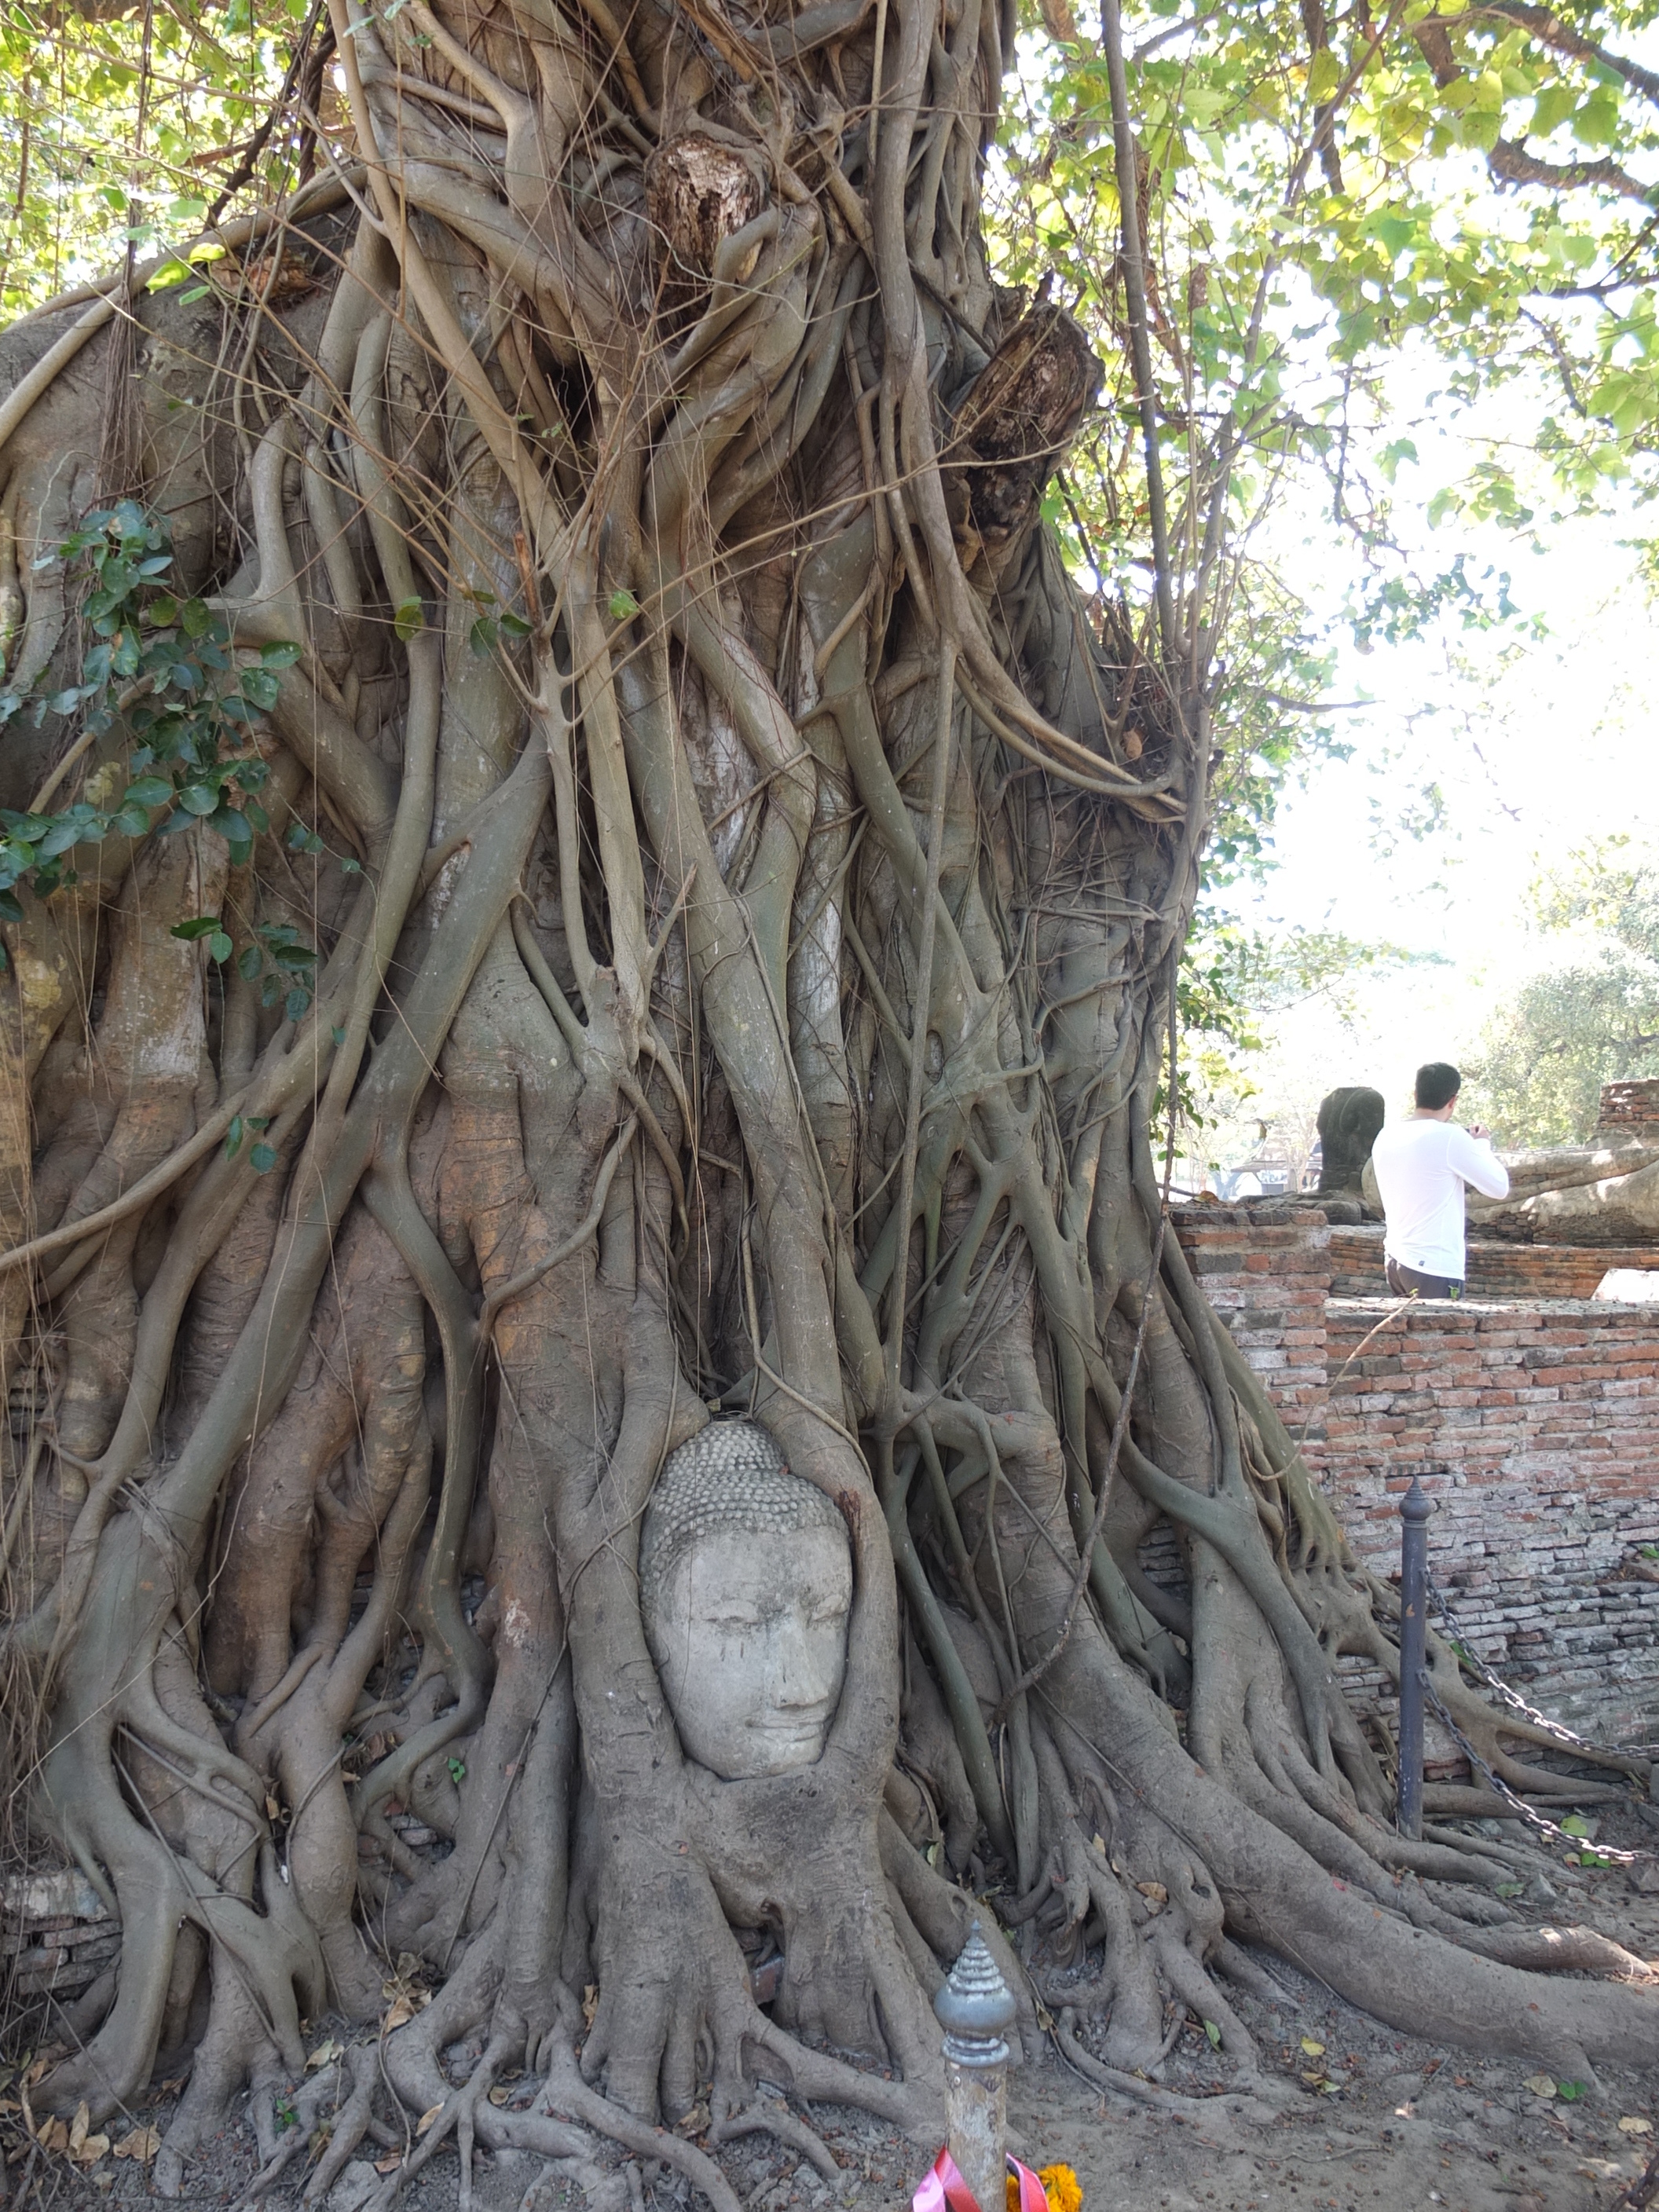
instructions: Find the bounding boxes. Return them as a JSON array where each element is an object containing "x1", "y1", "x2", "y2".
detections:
[{"x1": 639, "y1": 1422, "x2": 854, "y2": 1782}]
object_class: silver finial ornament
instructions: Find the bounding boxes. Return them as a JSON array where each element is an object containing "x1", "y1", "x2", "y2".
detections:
[{"x1": 934, "y1": 1921, "x2": 1016, "y2": 2069}]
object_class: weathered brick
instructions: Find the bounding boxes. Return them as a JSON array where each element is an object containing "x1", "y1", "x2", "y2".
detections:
[{"x1": 1172, "y1": 1202, "x2": 1659, "y2": 1739}]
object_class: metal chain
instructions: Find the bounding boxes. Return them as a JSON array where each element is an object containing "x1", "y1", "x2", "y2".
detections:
[
  {"x1": 1417, "y1": 1667, "x2": 1644, "y2": 1866},
  {"x1": 1424, "y1": 1566, "x2": 1659, "y2": 1761}
]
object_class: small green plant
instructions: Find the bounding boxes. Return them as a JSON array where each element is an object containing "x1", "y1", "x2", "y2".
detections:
[
  {"x1": 222, "y1": 1114, "x2": 276, "y2": 1173},
  {"x1": 1557, "y1": 2080, "x2": 1588, "y2": 2103},
  {"x1": 0, "y1": 501, "x2": 302, "y2": 950},
  {"x1": 447, "y1": 1756, "x2": 467, "y2": 1785}
]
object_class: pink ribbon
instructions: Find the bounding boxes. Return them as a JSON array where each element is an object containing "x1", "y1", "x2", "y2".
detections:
[{"x1": 911, "y1": 2147, "x2": 1049, "y2": 2212}]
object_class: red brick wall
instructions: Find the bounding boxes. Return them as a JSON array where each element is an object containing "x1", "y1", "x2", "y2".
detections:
[
  {"x1": 1171, "y1": 1205, "x2": 1659, "y2": 1741},
  {"x1": 1328, "y1": 1223, "x2": 1659, "y2": 1302}
]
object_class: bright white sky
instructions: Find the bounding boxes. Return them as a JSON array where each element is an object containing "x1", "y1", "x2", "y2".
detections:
[{"x1": 1214, "y1": 352, "x2": 1658, "y2": 1147}]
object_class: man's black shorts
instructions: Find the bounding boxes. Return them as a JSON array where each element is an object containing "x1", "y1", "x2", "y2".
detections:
[{"x1": 1385, "y1": 1257, "x2": 1464, "y2": 1300}]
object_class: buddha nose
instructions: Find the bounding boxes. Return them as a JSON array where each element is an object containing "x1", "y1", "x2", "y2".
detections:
[{"x1": 767, "y1": 1610, "x2": 822, "y2": 1709}]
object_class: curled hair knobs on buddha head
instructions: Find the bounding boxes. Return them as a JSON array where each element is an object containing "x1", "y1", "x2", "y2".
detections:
[{"x1": 639, "y1": 1419, "x2": 847, "y2": 1603}]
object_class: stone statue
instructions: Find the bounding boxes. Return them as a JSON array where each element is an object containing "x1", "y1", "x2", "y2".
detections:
[
  {"x1": 1468, "y1": 1079, "x2": 1659, "y2": 1243},
  {"x1": 1317, "y1": 1086, "x2": 1386, "y2": 1196},
  {"x1": 640, "y1": 1419, "x2": 853, "y2": 1780}
]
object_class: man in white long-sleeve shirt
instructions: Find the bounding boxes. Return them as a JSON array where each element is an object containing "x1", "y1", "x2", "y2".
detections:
[{"x1": 1369, "y1": 1061, "x2": 1511, "y2": 1299}]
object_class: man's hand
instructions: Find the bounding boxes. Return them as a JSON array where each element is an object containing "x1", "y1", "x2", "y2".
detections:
[{"x1": 1466, "y1": 1122, "x2": 1489, "y2": 1141}]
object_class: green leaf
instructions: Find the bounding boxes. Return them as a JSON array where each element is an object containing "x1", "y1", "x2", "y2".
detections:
[
  {"x1": 249, "y1": 1141, "x2": 277, "y2": 1174},
  {"x1": 208, "y1": 929, "x2": 233, "y2": 963},
  {"x1": 393, "y1": 596, "x2": 425, "y2": 643},
  {"x1": 1203, "y1": 2019, "x2": 1221, "y2": 2046},
  {"x1": 1532, "y1": 83, "x2": 1577, "y2": 136},
  {"x1": 1558, "y1": 2080, "x2": 1587, "y2": 2102},
  {"x1": 447, "y1": 1756, "x2": 467, "y2": 1785},
  {"x1": 224, "y1": 1115, "x2": 244, "y2": 1158},
  {"x1": 214, "y1": 807, "x2": 255, "y2": 862},
  {"x1": 123, "y1": 775, "x2": 174, "y2": 809},
  {"x1": 1307, "y1": 48, "x2": 1341, "y2": 102},
  {"x1": 259, "y1": 639, "x2": 302, "y2": 668},
  {"x1": 498, "y1": 610, "x2": 530, "y2": 638},
  {"x1": 331, "y1": 1025, "x2": 346, "y2": 1047},
  {"x1": 178, "y1": 784, "x2": 218, "y2": 816},
  {"x1": 469, "y1": 615, "x2": 499, "y2": 656},
  {"x1": 237, "y1": 945, "x2": 262, "y2": 982},
  {"x1": 170, "y1": 915, "x2": 221, "y2": 939},
  {"x1": 285, "y1": 984, "x2": 311, "y2": 1022},
  {"x1": 607, "y1": 588, "x2": 640, "y2": 623},
  {"x1": 239, "y1": 668, "x2": 280, "y2": 711},
  {"x1": 1560, "y1": 1815, "x2": 1590, "y2": 1837}
]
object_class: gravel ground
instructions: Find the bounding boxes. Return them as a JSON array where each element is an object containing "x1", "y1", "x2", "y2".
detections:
[{"x1": 10, "y1": 1806, "x2": 1659, "y2": 2212}]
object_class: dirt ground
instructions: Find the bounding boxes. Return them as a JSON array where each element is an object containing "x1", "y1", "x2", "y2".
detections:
[{"x1": 12, "y1": 1804, "x2": 1659, "y2": 2212}]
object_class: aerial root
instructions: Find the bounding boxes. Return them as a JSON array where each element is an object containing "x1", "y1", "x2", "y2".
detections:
[
  {"x1": 535, "y1": 2035, "x2": 744, "y2": 2212},
  {"x1": 1052, "y1": 2009, "x2": 1282, "y2": 2119},
  {"x1": 709, "y1": 2094, "x2": 840, "y2": 2179},
  {"x1": 232, "y1": 2062, "x2": 359, "y2": 2212},
  {"x1": 361, "y1": 2028, "x2": 512, "y2": 2212},
  {"x1": 302, "y1": 2046, "x2": 383, "y2": 2207}
]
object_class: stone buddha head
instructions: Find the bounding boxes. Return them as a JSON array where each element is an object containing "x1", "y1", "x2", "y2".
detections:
[{"x1": 639, "y1": 1421, "x2": 853, "y2": 1780}]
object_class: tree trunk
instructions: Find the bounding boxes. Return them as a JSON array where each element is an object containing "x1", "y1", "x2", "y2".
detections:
[{"x1": 0, "y1": 0, "x2": 1654, "y2": 2195}]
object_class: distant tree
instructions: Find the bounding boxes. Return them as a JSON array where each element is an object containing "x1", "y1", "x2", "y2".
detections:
[{"x1": 1467, "y1": 846, "x2": 1659, "y2": 1147}]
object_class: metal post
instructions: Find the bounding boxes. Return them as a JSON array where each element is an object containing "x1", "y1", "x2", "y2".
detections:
[
  {"x1": 934, "y1": 1923, "x2": 1015, "y2": 2212},
  {"x1": 1397, "y1": 1474, "x2": 1434, "y2": 1840}
]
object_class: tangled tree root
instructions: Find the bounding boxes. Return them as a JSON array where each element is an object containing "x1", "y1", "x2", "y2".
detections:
[{"x1": 0, "y1": 0, "x2": 1654, "y2": 2185}]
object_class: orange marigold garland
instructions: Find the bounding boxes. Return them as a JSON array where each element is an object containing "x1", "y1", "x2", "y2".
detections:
[{"x1": 1006, "y1": 2164, "x2": 1082, "y2": 2212}]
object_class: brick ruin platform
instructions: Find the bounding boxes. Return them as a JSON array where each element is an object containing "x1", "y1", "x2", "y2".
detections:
[
  {"x1": 1172, "y1": 1203, "x2": 1659, "y2": 1747},
  {"x1": 1329, "y1": 1222, "x2": 1659, "y2": 1302}
]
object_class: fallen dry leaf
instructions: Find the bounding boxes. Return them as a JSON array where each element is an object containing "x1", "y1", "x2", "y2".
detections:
[
  {"x1": 382, "y1": 1998, "x2": 416, "y2": 2032},
  {"x1": 1524, "y1": 2075, "x2": 1558, "y2": 2098},
  {"x1": 673, "y1": 2103, "x2": 711, "y2": 2138},
  {"x1": 305, "y1": 2037, "x2": 344, "y2": 2071},
  {"x1": 487, "y1": 2086, "x2": 511, "y2": 2107},
  {"x1": 582, "y1": 1983, "x2": 599, "y2": 2027},
  {"x1": 112, "y1": 2127, "x2": 160, "y2": 2163},
  {"x1": 265, "y1": 1794, "x2": 280, "y2": 1819},
  {"x1": 1137, "y1": 1881, "x2": 1168, "y2": 1907},
  {"x1": 1300, "y1": 2037, "x2": 1325, "y2": 2057},
  {"x1": 71, "y1": 2133, "x2": 110, "y2": 2167},
  {"x1": 1620, "y1": 2116, "x2": 1654, "y2": 2135},
  {"x1": 36, "y1": 2117, "x2": 68, "y2": 2152},
  {"x1": 374, "y1": 2152, "x2": 402, "y2": 2175},
  {"x1": 416, "y1": 2104, "x2": 444, "y2": 2136}
]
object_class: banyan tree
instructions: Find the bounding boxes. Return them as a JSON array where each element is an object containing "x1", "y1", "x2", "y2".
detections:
[{"x1": 0, "y1": 0, "x2": 1654, "y2": 2198}]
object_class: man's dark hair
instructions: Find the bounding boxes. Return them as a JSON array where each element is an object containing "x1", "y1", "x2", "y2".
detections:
[{"x1": 1415, "y1": 1062, "x2": 1461, "y2": 1111}]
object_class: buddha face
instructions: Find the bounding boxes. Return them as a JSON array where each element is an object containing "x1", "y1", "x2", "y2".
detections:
[{"x1": 639, "y1": 1423, "x2": 855, "y2": 1781}]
